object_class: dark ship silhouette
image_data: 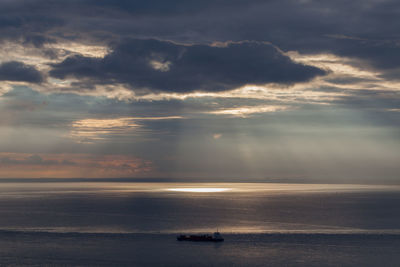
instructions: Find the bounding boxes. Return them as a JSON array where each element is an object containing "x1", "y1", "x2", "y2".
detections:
[{"x1": 177, "y1": 232, "x2": 224, "y2": 242}]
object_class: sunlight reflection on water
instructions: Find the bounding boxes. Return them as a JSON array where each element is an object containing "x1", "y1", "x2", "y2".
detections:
[
  {"x1": 0, "y1": 182, "x2": 399, "y2": 196},
  {"x1": 0, "y1": 182, "x2": 400, "y2": 236},
  {"x1": 166, "y1": 188, "x2": 231, "y2": 193}
]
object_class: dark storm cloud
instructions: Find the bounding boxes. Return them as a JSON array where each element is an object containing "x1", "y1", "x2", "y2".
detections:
[
  {"x1": 92, "y1": 0, "x2": 400, "y2": 75},
  {"x1": 306, "y1": 36, "x2": 400, "y2": 72},
  {"x1": 0, "y1": 61, "x2": 43, "y2": 83},
  {"x1": 88, "y1": 0, "x2": 260, "y2": 15},
  {"x1": 49, "y1": 39, "x2": 325, "y2": 92},
  {"x1": 1, "y1": 0, "x2": 399, "y2": 74},
  {"x1": 0, "y1": 0, "x2": 257, "y2": 46},
  {"x1": 23, "y1": 34, "x2": 56, "y2": 48},
  {"x1": 0, "y1": 0, "x2": 63, "y2": 47},
  {"x1": 0, "y1": 0, "x2": 399, "y2": 90}
]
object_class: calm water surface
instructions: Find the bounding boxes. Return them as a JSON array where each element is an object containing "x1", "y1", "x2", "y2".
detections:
[{"x1": 0, "y1": 182, "x2": 399, "y2": 266}]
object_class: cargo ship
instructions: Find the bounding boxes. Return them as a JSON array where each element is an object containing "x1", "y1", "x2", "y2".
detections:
[{"x1": 177, "y1": 232, "x2": 224, "y2": 242}]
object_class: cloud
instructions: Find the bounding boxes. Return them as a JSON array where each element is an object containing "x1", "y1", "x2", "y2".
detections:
[
  {"x1": 0, "y1": 152, "x2": 153, "y2": 178},
  {"x1": 0, "y1": 0, "x2": 399, "y2": 66},
  {"x1": 49, "y1": 39, "x2": 325, "y2": 93},
  {"x1": 70, "y1": 116, "x2": 183, "y2": 143},
  {"x1": 316, "y1": 37, "x2": 400, "y2": 73},
  {"x1": 0, "y1": 61, "x2": 43, "y2": 83},
  {"x1": 206, "y1": 105, "x2": 291, "y2": 117},
  {"x1": 0, "y1": 0, "x2": 399, "y2": 182},
  {"x1": 1, "y1": 0, "x2": 399, "y2": 91},
  {"x1": 0, "y1": 154, "x2": 66, "y2": 166},
  {"x1": 213, "y1": 133, "x2": 222, "y2": 139}
]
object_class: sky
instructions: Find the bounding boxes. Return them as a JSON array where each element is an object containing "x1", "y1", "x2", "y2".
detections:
[{"x1": 0, "y1": 0, "x2": 399, "y2": 182}]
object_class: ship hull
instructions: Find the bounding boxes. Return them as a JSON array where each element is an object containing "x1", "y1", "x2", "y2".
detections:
[{"x1": 177, "y1": 235, "x2": 224, "y2": 242}]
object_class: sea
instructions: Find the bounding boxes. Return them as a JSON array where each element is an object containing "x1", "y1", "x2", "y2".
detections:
[{"x1": 0, "y1": 181, "x2": 399, "y2": 266}]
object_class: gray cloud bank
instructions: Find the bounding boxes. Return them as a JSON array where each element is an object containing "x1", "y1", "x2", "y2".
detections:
[
  {"x1": 0, "y1": 61, "x2": 43, "y2": 83},
  {"x1": 50, "y1": 39, "x2": 325, "y2": 93},
  {"x1": 1, "y1": 0, "x2": 400, "y2": 87},
  {"x1": 1, "y1": 2, "x2": 399, "y2": 59}
]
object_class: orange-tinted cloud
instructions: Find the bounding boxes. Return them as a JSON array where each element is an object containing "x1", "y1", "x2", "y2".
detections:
[{"x1": 0, "y1": 152, "x2": 152, "y2": 178}]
